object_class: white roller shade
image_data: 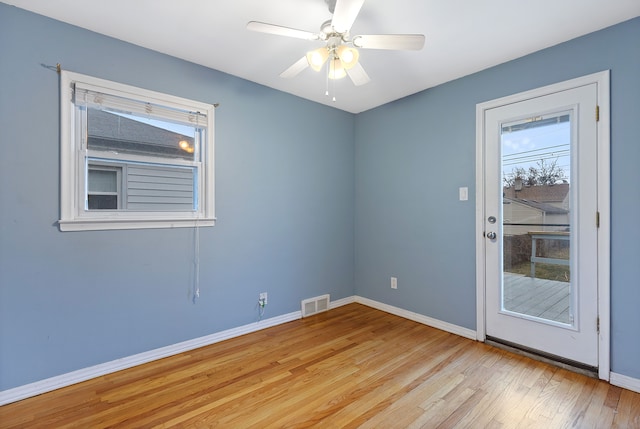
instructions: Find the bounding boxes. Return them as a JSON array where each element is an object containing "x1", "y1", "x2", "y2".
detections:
[{"x1": 74, "y1": 83, "x2": 208, "y2": 128}]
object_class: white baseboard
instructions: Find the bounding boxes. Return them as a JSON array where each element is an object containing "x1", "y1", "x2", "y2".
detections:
[
  {"x1": 17, "y1": 294, "x2": 622, "y2": 406},
  {"x1": 0, "y1": 296, "x2": 470, "y2": 405},
  {"x1": 329, "y1": 295, "x2": 355, "y2": 309},
  {"x1": 354, "y1": 296, "x2": 477, "y2": 340},
  {"x1": 0, "y1": 310, "x2": 301, "y2": 406},
  {"x1": 610, "y1": 372, "x2": 640, "y2": 394}
]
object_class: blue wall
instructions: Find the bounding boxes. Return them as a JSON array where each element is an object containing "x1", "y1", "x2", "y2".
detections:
[
  {"x1": 355, "y1": 17, "x2": 640, "y2": 379},
  {"x1": 0, "y1": 3, "x2": 355, "y2": 390},
  {"x1": 1, "y1": 2, "x2": 638, "y2": 391}
]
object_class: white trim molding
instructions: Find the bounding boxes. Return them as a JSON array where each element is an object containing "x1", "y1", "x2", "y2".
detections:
[
  {"x1": 610, "y1": 372, "x2": 640, "y2": 394},
  {"x1": 0, "y1": 310, "x2": 301, "y2": 406},
  {"x1": 330, "y1": 295, "x2": 356, "y2": 309},
  {"x1": 355, "y1": 296, "x2": 477, "y2": 340}
]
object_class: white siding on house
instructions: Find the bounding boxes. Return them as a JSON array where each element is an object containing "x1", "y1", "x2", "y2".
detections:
[
  {"x1": 503, "y1": 200, "x2": 543, "y2": 236},
  {"x1": 126, "y1": 165, "x2": 195, "y2": 211}
]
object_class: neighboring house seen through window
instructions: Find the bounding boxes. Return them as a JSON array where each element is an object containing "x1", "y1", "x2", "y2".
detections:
[{"x1": 59, "y1": 71, "x2": 215, "y2": 231}]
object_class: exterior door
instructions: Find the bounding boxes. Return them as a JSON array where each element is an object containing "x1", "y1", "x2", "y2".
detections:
[{"x1": 477, "y1": 73, "x2": 609, "y2": 371}]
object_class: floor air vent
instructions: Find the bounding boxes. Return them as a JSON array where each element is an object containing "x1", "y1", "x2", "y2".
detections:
[{"x1": 301, "y1": 294, "x2": 330, "y2": 317}]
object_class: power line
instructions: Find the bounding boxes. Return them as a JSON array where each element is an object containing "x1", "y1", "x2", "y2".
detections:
[
  {"x1": 503, "y1": 152, "x2": 569, "y2": 167},
  {"x1": 502, "y1": 143, "x2": 569, "y2": 159}
]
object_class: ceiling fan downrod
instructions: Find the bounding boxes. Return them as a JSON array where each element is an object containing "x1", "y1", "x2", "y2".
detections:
[{"x1": 325, "y1": 0, "x2": 337, "y2": 14}]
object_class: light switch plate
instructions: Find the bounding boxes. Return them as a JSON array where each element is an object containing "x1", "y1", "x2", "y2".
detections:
[{"x1": 459, "y1": 187, "x2": 469, "y2": 201}]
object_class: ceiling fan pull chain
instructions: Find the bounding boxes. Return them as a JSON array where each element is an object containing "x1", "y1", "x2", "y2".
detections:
[
  {"x1": 332, "y1": 77, "x2": 337, "y2": 102},
  {"x1": 325, "y1": 59, "x2": 330, "y2": 97}
]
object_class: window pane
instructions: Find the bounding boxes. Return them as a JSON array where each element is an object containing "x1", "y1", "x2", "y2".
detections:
[
  {"x1": 88, "y1": 194, "x2": 118, "y2": 210},
  {"x1": 88, "y1": 169, "x2": 117, "y2": 192},
  {"x1": 87, "y1": 108, "x2": 198, "y2": 161}
]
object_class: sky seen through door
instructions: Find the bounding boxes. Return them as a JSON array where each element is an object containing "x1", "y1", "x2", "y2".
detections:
[{"x1": 501, "y1": 114, "x2": 571, "y2": 186}]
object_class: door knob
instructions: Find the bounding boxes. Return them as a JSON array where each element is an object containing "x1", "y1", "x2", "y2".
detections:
[{"x1": 486, "y1": 232, "x2": 497, "y2": 240}]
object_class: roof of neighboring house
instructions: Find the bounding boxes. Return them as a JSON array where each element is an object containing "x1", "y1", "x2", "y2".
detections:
[
  {"x1": 505, "y1": 198, "x2": 569, "y2": 214},
  {"x1": 88, "y1": 109, "x2": 194, "y2": 159},
  {"x1": 503, "y1": 184, "x2": 569, "y2": 202}
]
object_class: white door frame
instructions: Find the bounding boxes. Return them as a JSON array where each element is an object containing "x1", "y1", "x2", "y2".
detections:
[{"x1": 475, "y1": 71, "x2": 611, "y2": 380}]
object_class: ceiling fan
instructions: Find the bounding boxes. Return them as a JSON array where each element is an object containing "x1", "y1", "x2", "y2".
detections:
[{"x1": 247, "y1": 0, "x2": 425, "y2": 87}]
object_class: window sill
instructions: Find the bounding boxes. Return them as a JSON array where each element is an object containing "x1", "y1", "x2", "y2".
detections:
[{"x1": 58, "y1": 217, "x2": 215, "y2": 232}]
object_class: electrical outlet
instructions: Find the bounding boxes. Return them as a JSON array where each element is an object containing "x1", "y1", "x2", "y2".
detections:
[
  {"x1": 259, "y1": 292, "x2": 268, "y2": 305},
  {"x1": 391, "y1": 277, "x2": 398, "y2": 289}
]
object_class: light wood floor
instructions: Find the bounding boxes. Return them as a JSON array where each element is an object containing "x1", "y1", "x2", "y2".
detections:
[{"x1": 1, "y1": 304, "x2": 638, "y2": 428}]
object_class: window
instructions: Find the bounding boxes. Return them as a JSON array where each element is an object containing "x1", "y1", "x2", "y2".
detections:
[
  {"x1": 59, "y1": 71, "x2": 215, "y2": 231},
  {"x1": 87, "y1": 165, "x2": 121, "y2": 210}
]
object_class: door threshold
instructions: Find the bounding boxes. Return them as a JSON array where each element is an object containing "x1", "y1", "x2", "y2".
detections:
[{"x1": 485, "y1": 336, "x2": 598, "y2": 379}]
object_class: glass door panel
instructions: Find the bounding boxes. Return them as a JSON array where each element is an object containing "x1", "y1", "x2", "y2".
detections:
[{"x1": 500, "y1": 112, "x2": 573, "y2": 326}]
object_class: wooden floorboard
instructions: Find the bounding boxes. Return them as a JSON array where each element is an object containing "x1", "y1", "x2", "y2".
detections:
[{"x1": 1, "y1": 303, "x2": 638, "y2": 428}]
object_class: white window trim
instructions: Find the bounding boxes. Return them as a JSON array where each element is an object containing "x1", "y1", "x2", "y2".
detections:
[{"x1": 59, "y1": 71, "x2": 215, "y2": 231}]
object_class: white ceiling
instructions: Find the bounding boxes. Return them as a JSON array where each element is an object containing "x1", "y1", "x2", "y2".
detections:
[{"x1": 5, "y1": 0, "x2": 640, "y2": 113}]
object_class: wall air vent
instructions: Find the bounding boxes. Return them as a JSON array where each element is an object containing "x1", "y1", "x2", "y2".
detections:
[{"x1": 301, "y1": 294, "x2": 330, "y2": 317}]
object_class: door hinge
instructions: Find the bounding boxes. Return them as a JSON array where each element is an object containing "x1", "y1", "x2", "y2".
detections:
[
  {"x1": 596, "y1": 211, "x2": 600, "y2": 228},
  {"x1": 597, "y1": 317, "x2": 600, "y2": 334},
  {"x1": 596, "y1": 105, "x2": 600, "y2": 122}
]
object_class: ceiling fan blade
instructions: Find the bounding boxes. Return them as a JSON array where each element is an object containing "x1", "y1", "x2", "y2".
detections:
[
  {"x1": 280, "y1": 56, "x2": 309, "y2": 78},
  {"x1": 331, "y1": 0, "x2": 365, "y2": 33},
  {"x1": 346, "y1": 62, "x2": 370, "y2": 86},
  {"x1": 247, "y1": 21, "x2": 320, "y2": 41},
  {"x1": 352, "y1": 34, "x2": 425, "y2": 50}
]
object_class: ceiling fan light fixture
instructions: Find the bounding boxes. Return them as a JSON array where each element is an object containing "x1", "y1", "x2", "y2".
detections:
[
  {"x1": 336, "y1": 45, "x2": 359, "y2": 69},
  {"x1": 328, "y1": 57, "x2": 347, "y2": 80},
  {"x1": 306, "y1": 47, "x2": 329, "y2": 71}
]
